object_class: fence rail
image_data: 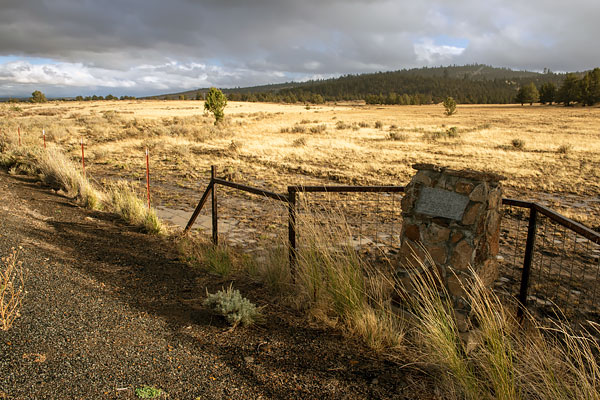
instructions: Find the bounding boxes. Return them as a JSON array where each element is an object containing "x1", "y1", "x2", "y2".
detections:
[{"x1": 184, "y1": 166, "x2": 600, "y2": 325}]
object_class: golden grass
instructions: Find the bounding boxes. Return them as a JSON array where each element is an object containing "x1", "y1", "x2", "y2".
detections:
[{"x1": 2, "y1": 100, "x2": 597, "y2": 226}]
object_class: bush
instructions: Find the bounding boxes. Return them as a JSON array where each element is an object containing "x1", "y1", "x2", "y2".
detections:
[
  {"x1": 204, "y1": 285, "x2": 261, "y2": 327},
  {"x1": 335, "y1": 121, "x2": 350, "y2": 130},
  {"x1": 292, "y1": 137, "x2": 307, "y2": 147},
  {"x1": 374, "y1": 121, "x2": 383, "y2": 129},
  {"x1": 309, "y1": 124, "x2": 327, "y2": 134},
  {"x1": 557, "y1": 144, "x2": 572, "y2": 154},
  {"x1": 511, "y1": 139, "x2": 525, "y2": 150},
  {"x1": 446, "y1": 126, "x2": 459, "y2": 138},
  {"x1": 388, "y1": 131, "x2": 407, "y2": 141},
  {"x1": 291, "y1": 125, "x2": 306, "y2": 134}
]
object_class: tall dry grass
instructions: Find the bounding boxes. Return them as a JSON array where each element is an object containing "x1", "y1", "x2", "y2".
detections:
[
  {"x1": 402, "y1": 254, "x2": 600, "y2": 400},
  {"x1": 0, "y1": 138, "x2": 163, "y2": 234},
  {"x1": 253, "y1": 199, "x2": 405, "y2": 352},
  {"x1": 0, "y1": 248, "x2": 25, "y2": 331},
  {"x1": 106, "y1": 181, "x2": 163, "y2": 234},
  {"x1": 37, "y1": 145, "x2": 104, "y2": 210}
]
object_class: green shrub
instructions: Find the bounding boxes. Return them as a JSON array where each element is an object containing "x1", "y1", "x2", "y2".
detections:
[
  {"x1": 135, "y1": 385, "x2": 163, "y2": 399},
  {"x1": 204, "y1": 285, "x2": 261, "y2": 327},
  {"x1": 443, "y1": 96, "x2": 457, "y2": 116}
]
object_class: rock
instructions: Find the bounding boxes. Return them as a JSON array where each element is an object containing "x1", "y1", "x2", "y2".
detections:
[
  {"x1": 455, "y1": 180, "x2": 474, "y2": 194},
  {"x1": 469, "y1": 183, "x2": 488, "y2": 202},
  {"x1": 461, "y1": 203, "x2": 482, "y2": 226},
  {"x1": 426, "y1": 244, "x2": 448, "y2": 265},
  {"x1": 422, "y1": 224, "x2": 450, "y2": 244},
  {"x1": 404, "y1": 224, "x2": 420, "y2": 242},
  {"x1": 450, "y1": 240, "x2": 474, "y2": 270}
]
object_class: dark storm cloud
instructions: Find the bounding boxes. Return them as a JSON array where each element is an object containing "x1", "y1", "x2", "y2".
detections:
[{"x1": 0, "y1": 0, "x2": 599, "y2": 96}]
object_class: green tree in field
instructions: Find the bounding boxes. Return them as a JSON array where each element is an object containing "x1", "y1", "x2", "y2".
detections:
[
  {"x1": 539, "y1": 82, "x2": 557, "y2": 105},
  {"x1": 204, "y1": 87, "x2": 228, "y2": 124},
  {"x1": 443, "y1": 96, "x2": 457, "y2": 116},
  {"x1": 196, "y1": 91, "x2": 204, "y2": 101},
  {"x1": 515, "y1": 82, "x2": 539, "y2": 105},
  {"x1": 30, "y1": 90, "x2": 47, "y2": 103},
  {"x1": 579, "y1": 68, "x2": 600, "y2": 106},
  {"x1": 557, "y1": 73, "x2": 581, "y2": 106}
]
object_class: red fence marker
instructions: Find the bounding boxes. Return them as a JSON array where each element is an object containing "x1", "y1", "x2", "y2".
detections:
[
  {"x1": 81, "y1": 137, "x2": 85, "y2": 177},
  {"x1": 145, "y1": 148, "x2": 151, "y2": 209}
]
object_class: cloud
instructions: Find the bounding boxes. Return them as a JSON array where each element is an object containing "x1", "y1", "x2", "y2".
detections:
[
  {"x1": 414, "y1": 38, "x2": 466, "y2": 64},
  {"x1": 0, "y1": 0, "x2": 599, "y2": 96}
]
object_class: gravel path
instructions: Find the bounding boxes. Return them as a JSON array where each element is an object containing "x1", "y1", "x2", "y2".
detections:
[{"x1": 0, "y1": 171, "x2": 424, "y2": 399}]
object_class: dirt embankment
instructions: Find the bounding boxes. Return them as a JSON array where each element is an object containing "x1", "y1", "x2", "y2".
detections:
[{"x1": 0, "y1": 170, "x2": 422, "y2": 399}]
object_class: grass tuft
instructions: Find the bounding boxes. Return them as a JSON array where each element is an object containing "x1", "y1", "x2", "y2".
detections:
[{"x1": 106, "y1": 181, "x2": 163, "y2": 234}]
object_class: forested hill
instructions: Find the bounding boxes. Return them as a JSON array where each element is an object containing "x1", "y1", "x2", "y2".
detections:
[{"x1": 154, "y1": 64, "x2": 574, "y2": 104}]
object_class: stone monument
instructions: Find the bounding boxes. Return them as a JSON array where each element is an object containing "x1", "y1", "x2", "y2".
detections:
[{"x1": 397, "y1": 163, "x2": 504, "y2": 331}]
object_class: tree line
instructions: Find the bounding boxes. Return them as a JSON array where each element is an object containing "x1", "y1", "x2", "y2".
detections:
[
  {"x1": 220, "y1": 65, "x2": 599, "y2": 106},
  {"x1": 516, "y1": 69, "x2": 600, "y2": 106}
]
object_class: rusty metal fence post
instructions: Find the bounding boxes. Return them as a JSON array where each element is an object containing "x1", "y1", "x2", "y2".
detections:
[
  {"x1": 288, "y1": 186, "x2": 297, "y2": 276},
  {"x1": 517, "y1": 205, "x2": 538, "y2": 320},
  {"x1": 211, "y1": 166, "x2": 218, "y2": 246}
]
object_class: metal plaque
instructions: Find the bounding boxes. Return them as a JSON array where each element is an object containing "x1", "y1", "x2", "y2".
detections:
[{"x1": 414, "y1": 187, "x2": 469, "y2": 220}]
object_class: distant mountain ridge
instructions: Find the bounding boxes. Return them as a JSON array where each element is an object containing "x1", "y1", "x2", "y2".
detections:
[{"x1": 148, "y1": 64, "x2": 576, "y2": 104}]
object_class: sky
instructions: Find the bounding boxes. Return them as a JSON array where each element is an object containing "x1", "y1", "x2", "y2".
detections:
[{"x1": 1, "y1": 0, "x2": 599, "y2": 98}]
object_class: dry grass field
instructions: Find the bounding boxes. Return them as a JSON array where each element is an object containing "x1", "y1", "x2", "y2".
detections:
[
  {"x1": 1, "y1": 100, "x2": 599, "y2": 228},
  {"x1": 2, "y1": 100, "x2": 600, "y2": 399}
]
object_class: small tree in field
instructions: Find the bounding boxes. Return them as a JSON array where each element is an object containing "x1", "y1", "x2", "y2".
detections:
[
  {"x1": 443, "y1": 96, "x2": 457, "y2": 116},
  {"x1": 204, "y1": 87, "x2": 227, "y2": 124},
  {"x1": 30, "y1": 90, "x2": 47, "y2": 103}
]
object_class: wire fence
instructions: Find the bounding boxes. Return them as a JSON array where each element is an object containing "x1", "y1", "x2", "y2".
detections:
[
  {"x1": 295, "y1": 190, "x2": 403, "y2": 262},
  {"x1": 525, "y1": 211, "x2": 600, "y2": 324},
  {"x1": 183, "y1": 168, "x2": 600, "y2": 327}
]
